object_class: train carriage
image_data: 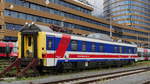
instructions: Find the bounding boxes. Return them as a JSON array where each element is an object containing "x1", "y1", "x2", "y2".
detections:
[
  {"x1": 138, "y1": 48, "x2": 150, "y2": 61},
  {"x1": 0, "y1": 42, "x2": 17, "y2": 58},
  {"x1": 18, "y1": 24, "x2": 138, "y2": 71}
]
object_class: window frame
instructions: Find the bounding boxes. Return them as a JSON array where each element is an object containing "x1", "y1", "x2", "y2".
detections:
[
  {"x1": 71, "y1": 40, "x2": 78, "y2": 51},
  {"x1": 99, "y1": 44, "x2": 104, "y2": 52},
  {"x1": 82, "y1": 41, "x2": 86, "y2": 52},
  {"x1": 91, "y1": 43, "x2": 96, "y2": 52}
]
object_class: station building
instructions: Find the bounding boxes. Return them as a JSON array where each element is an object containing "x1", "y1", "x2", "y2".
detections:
[{"x1": 0, "y1": 0, "x2": 149, "y2": 48}]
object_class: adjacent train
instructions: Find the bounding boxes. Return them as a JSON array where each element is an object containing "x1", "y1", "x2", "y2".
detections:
[
  {"x1": 17, "y1": 24, "x2": 142, "y2": 71},
  {"x1": 0, "y1": 42, "x2": 18, "y2": 58},
  {"x1": 137, "y1": 48, "x2": 150, "y2": 61}
]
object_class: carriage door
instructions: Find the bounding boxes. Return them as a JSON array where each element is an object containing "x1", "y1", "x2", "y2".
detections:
[
  {"x1": 21, "y1": 33, "x2": 38, "y2": 58},
  {"x1": 144, "y1": 49, "x2": 148, "y2": 60},
  {"x1": 46, "y1": 35, "x2": 55, "y2": 66}
]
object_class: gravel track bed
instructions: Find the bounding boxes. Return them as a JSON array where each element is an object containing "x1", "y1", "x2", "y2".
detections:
[{"x1": 0, "y1": 62, "x2": 150, "y2": 84}]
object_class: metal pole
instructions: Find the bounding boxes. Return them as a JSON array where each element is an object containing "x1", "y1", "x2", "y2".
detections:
[
  {"x1": 148, "y1": 32, "x2": 150, "y2": 48},
  {"x1": 109, "y1": 16, "x2": 112, "y2": 38},
  {"x1": 136, "y1": 33, "x2": 139, "y2": 47}
]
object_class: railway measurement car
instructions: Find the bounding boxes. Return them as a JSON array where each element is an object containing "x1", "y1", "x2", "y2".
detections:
[{"x1": 18, "y1": 24, "x2": 138, "y2": 72}]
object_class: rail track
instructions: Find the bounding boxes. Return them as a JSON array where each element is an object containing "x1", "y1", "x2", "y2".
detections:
[{"x1": 42, "y1": 67, "x2": 150, "y2": 84}]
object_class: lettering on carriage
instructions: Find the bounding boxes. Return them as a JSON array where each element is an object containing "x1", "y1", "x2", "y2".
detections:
[{"x1": 77, "y1": 55, "x2": 90, "y2": 58}]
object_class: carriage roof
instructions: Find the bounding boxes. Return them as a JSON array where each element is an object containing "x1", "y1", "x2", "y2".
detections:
[{"x1": 20, "y1": 24, "x2": 137, "y2": 47}]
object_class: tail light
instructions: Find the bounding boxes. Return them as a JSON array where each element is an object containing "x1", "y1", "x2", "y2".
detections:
[{"x1": 42, "y1": 54, "x2": 46, "y2": 58}]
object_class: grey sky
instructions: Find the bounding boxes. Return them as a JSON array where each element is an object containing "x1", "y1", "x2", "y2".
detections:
[{"x1": 87, "y1": 0, "x2": 104, "y2": 16}]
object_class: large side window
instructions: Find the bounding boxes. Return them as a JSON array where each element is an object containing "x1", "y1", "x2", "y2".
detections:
[
  {"x1": 119, "y1": 46, "x2": 122, "y2": 53},
  {"x1": 134, "y1": 48, "x2": 137, "y2": 54},
  {"x1": 128, "y1": 49, "x2": 131, "y2": 54},
  {"x1": 114, "y1": 46, "x2": 118, "y2": 53},
  {"x1": 0, "y1": 47, "x2": 6, "y2": 53},
  {"x1": 71, "y1": 40, "x2": 78, "y2": 51},
  {"x1": 124, "y1": 47, "x2": 127, "y2": 53},
  {"x1": 91, "y1": 43, "x2": 96, "y2": 52},
  {"x1": 48, "y1": 39, "x2": 52, "y2": 49},
  {"x1": 82, "y1": 41, "x2": 86, "y2": 52},
  {"x1": 99, "y1": 44, "x2": 104, "y2": 52}
]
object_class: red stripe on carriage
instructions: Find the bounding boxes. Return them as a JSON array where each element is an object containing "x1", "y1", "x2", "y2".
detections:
[
  {"x1": 44, "y1": 53, "x2": 138, "y2": 58},
  {"x1": 0, "y1": 53, "x2": 7, "y2": 57},
  {"x1": 43, "y1": 53, "x2": 54, "y2": 58},
  {"x1": 55, "y1": 34, "x2": 71, "y2": 58}
]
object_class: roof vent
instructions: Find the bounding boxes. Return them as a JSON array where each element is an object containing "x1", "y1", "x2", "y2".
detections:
[{"x1": 87, "y1": 33, "x2": 113, "y2": 41}]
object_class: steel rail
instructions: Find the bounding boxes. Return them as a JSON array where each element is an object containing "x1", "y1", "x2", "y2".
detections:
[{"x1": 42, "y1": 67, "x2": 150, "y2": 84}]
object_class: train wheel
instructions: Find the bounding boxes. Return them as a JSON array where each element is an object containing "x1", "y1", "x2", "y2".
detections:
[
  {"x1": 36, "y1": 66, "x2": 44, "y2": 74},
  {"x1": 56, "y1": 63, "x2": 64, "y2": 73}
]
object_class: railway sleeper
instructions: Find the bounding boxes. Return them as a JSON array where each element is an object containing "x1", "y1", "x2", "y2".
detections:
[{"x1": 0, "y1": 58, "x2": 39, "y2": 78}]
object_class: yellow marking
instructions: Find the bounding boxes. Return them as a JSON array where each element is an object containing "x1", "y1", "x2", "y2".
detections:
[
  {"x1": 38, "y1": 32, "x2": 46, "y2": 59},
  {"x1": 43, "y1": 59, "x2": 47, "y2": 66},
  {"x1": 18, "y1": 32, "x2": 21, "y2": 58},
  {"x1": 18, "y1": 32, "x2": 46, "y2": 66}
]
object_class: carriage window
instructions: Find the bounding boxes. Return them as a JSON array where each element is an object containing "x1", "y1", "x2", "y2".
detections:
[
  {"x1": 119, "y1": 47, "x2": 122, "y2": 53},
  {"x1": 6, "y1": 47, "x2": 12, "y2": 53},
  {"x1": 12, "y1": 47, "x2": 18, "y2": 53},
  {"x1": 48, "y1": 39, "x2": 52, "y2": 49},
  {"x1": 143, "y1": 52, "x2": 146, "y2": 57},
  {"x1": 141, "y1": 52, "x2": 144, "y2": 57},
  {"x1": 82, "y1": 42, "x2": 86, "y2": 52},
  {"x1": 71, "y1": 40, "x2": 78, "y2": 51},
  {"x1": 124, "y1": 47, "x2": 126, "y2": 53},
  {"x1": 99, "y1": 45, "x2": 104, "y2": 52},
  {"x1": 28, "y1": 36, "x2": 31, "y2": 46},
  {"x1": 148, "y1": 52, "x2": 150, "y2": 57},
  {"x1": 0, "y1": 47, "x2": 6, "y2": 53},
  {"x1": 114, "y1": 46, "x2": 117, "y2": 53},
  {"x1": 145, "y1": 53, "x2": 148, "y2": 57},
  {"x1": 91, "y1": 43, "x2": 96, "y2": 52},
  {"x1": 134, "y1": 48, "x2": 137, "y2": 53},
  {"x1": 138, "y1": 52, "x2": 141, "y2": 57},
  {"x1": 129, "y1": 49, "x2": 131, "y2": 54}
]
